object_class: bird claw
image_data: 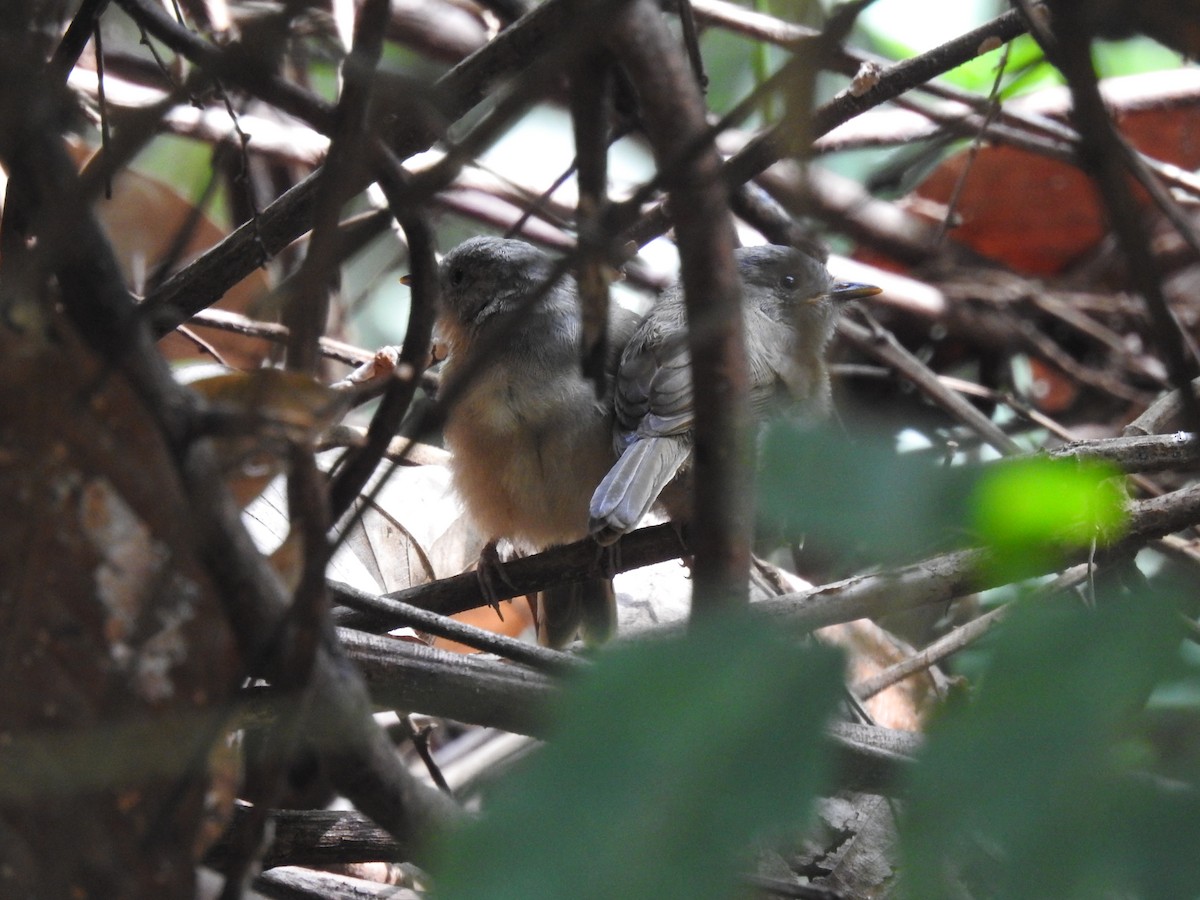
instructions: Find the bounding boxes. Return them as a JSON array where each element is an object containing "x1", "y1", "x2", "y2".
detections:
[{"x1": 475, "y1": 541, "x2": 518, "y2": 618}]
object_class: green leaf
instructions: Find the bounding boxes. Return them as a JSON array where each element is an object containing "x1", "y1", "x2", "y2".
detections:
[
  {"x1": 899, "y1": 588, "x2": 1188, "y2": 900},
  {"x1": 432, "y1": 615, "x2": 845, "y2": 900},
  {"x1": 971, "y1": 457, "x2": 1127, "y2": 579}
]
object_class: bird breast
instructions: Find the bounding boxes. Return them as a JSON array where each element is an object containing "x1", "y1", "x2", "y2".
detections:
[{"x1": 443, "y1": 361, "x2": 614, "y2": 549}]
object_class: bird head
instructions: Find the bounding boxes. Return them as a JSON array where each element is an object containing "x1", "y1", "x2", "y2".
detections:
[
  {"x1": 736, "y1": 244, "x2": 880, "y2": 349},
  {"x1": 436, "y1": 237, "x2": 561, "y2": 335}
]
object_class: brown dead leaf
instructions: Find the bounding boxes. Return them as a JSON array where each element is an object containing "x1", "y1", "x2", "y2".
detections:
[
  {"x1": 182, "y1": 367, "x2": 349, "y2": 507},
  {"x1": 72, "y1": 140, "x2": 273, "y2": 367},
  {"x1": 911, "y1": 72, "x2": 1200, "y2": 275},
  {"x1": 430, "y1": 601, "x2": 536, "y2": 653},
  {"x1": 818, "y1": 620, "x2": 938, "y2": 731}
]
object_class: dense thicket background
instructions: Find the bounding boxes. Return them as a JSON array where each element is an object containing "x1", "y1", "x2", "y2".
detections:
[{"x1": 4, "y1": 0, "x2": 1200, "y2": 898}]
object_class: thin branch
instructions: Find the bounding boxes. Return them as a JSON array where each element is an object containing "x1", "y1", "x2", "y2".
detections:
[
  {"x1": 610, "y1": 0, "x2": 750, "y2": 612},
  {"x1": 254, "y1": 865, "x2": 421, "y2": 898},
  {"x1": 838, "y1": 315, "x2": 1023, "y2": 455},
  {"x1": 569, "y1": 48, "x2": 615, "y2": 389},
  {"x1": 284, "y1": 0, "x2": 389, "y2": 373},
  {"x1": 50, "y1": 0, "x2": 111, "y2": 82},
  {"x1": 854, "y1": 603, "x2": 1007, "y2": 701},
  {"x1": 853, "y1": 561, "x2": 1096, "y2": 700},
  {"x1": 331, "y1": 523, "x2": 688, "y2": 625},
  {"x1": 329, "y1": 581, "x2": 585, "y2": 677},
  {"x1": 325, "y1": 147, "x2": 438, "y2": 521},
  {"x1": 188, "y1": 308, "x2": 374, "y2": 365},
  {"x1": 402, "y1": 715, "x2": 453, "y2": 795},
  {"x1": 677, "y1": 0, "x2": 709, "y2": 91},
  {"x1": 934, "y1": 42, "x2": 1009, "y2": 245},
  {"x1": 1126, "y1": 378, "x2": 1200, "y2": 437}
]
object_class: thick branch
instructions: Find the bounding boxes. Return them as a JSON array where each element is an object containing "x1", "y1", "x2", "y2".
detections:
[{"x1": 340, "y1": 628, "x2": 915, "y2": 793}]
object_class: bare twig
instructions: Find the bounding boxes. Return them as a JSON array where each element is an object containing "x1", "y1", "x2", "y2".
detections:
[
  {"x1": 1126, "y1": 379, "x2": 1200, "y2": 437},
  {"x1": 49, "y1": 0, "x2": 111, "y2": 82},
  {"x1": 329, "y1": 581, "x2": 585, "y2": 676},
  {"x1": 838, "y1": 315, "x2": 1023, "y2": 455},
  {"x1": 283, "y1": 0, "x2": 388, "y2": 373},
  {"x1": 853, "y1": 560, "x2": 1099, "y2": 701},
  {"x1": 188, "y1": 308, "x2": 374, "y2": 365},
  {"x1": 325, "y1": 147, "x2": 439, "y2": 521}
]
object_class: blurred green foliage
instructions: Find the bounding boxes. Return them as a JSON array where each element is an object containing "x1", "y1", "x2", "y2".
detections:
[
  {"x1": 758, "y1": 424, "x2": 1126, "y2": 574},
  {"x1": 900, "y1": 584, "x2": 1200, "y2": 900},
  {"x1": 430, "y1": 424, "x2": 1200, "y2": 898},
  {"x1": 971, "y1": 457, "x2": 1127, "y2": 580},
  {"x1": 757, "y1": 423, "x2": 978, "y2": 563},
  {"x1": 759, "y1": 422, "x2": 1200, "y2": 896},
  {"x1": 432, "y1": 616, "x2": 845, "y2": 900}
]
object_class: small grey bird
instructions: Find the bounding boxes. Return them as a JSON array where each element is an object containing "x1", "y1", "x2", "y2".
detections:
[
  {"x1": 588, "y1": 244, "x2": 880, "y2": 545},
  {"x1": 436, "y1": 236, "x2": 639, "y2": 646}
]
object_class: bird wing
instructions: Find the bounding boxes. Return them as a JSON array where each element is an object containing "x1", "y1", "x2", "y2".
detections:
[{"x1": 614, "y1": 327, "x2": 695, "y2": 441}]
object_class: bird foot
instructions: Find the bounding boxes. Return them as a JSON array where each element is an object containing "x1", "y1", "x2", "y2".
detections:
[
  {"x1": 594, "y1": 538, "x2": 621, "y2": 580},
  {"x1": 475, "y1": 541, "x2": 519, "y2": 618}
]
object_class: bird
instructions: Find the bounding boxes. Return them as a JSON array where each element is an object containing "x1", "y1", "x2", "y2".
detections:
[
  {"x1": 588, "y1": 243, "x2": 880, "y2": 545},
  {"x1": 434, "y1": 236, "x2": 639, "y2": 647}
]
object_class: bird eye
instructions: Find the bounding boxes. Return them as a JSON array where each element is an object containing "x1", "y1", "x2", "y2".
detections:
[
  {"x1": 780, "y1": 274, "x2": 796, "y2": 289},
  {"x1": 449, "y1": 267, "x2": 466, "y2": 287}
]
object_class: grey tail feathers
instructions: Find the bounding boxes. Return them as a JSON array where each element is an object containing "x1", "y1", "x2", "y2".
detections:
[
  {"x1": 538, "y1": 577, "x2": 616, "y2": 648},
  {"x1": 588, "y1": 436, "x2": 690, "y2": 545}
]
